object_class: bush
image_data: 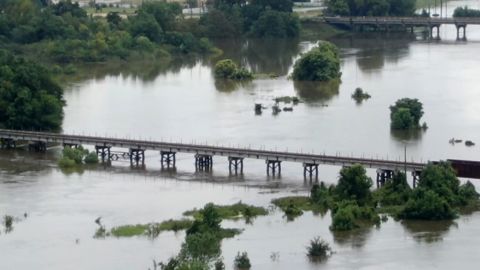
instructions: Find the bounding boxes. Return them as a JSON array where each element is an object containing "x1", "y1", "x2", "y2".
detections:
[
  {"x1": 374, "y1": 171, "x2": 412, "y2": 206},
  {"x1": 352, "y1": 87, "x2": 371, "y2": 102},
  {"x1": 234, "y1": 252, "x2": 251, "y2": 270},
  {"x1": 214, "y1": 59, "x2": 253, "y2": 80},
  {"x1": 306, "y1": 237, "x2": 331, "y2": 260},
  {"x1": 453, "y1": 6, "x2": 480, "y2": 17},
  {"x1": 399, "y1": 188, "x2": 456, "y2": 220},
  {"x1": 3, "y1": 215, "x2": 14, "y2": 231},
  {"x1": 291, "y1": 41, "x2": 341, "y2": 81},
  {"x1": 310, "y1": 182, "x2": 332, "y2": 208},
  {"x1": 84, "y1": 152, "x2": 99, "y2": 164},
  {"x1": 58, "y1": 157, "x2": 76, "y2": 168},
  {"x1": 330, "y1": 204, "x2": 357, "y2": 231}
]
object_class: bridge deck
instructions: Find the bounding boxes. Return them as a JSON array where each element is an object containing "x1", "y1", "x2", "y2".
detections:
[
  {"x1": 324, "y1": 16, "x2": 480, "y2": 26},
  {"x1": 0, "y1": 129, "x2": 426, "y2": 171}
]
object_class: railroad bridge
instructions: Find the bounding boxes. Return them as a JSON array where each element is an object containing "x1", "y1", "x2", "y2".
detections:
[
  {"x1": 1, "y1": 129, "x2": 479, "y2": 186},
  {"x1": 323, "y1": 16, "x2": 480, "y2": 39}
]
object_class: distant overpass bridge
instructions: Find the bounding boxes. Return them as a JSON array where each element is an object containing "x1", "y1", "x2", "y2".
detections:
[
  {"x1": 323, "y1": 16, "x2": 480, "y2": 39},
  {"x1": 1, "y1": 129, "x2": 479, "y2": 186}
]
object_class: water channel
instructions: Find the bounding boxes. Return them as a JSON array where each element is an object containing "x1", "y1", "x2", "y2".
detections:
[{"x1": 2, "y1": 1, "x2": 480, "y2": 269}]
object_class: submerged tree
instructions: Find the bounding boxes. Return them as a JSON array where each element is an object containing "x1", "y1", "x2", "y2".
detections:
[{"x1": 291, "y1": 41, "x2": 341, "y2": 82}]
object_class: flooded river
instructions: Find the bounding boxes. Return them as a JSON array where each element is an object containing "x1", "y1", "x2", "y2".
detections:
[{"x1": 2, "y1": 0, "x2": 480, "y2": 269}]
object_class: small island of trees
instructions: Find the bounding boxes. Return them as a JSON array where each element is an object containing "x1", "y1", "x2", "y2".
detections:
[
  {"x1": 390, "y1": 98, "x2": 426, "y2": 130},
  {"x1": 291, "y1": 41, "x2": 341, "y2": 82}
]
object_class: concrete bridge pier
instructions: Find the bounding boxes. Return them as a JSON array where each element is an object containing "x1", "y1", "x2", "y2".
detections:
[
  {"x1": 228, "y1": 157, "x2": 244, "y2": 175},
  {"x1": 195, "y1": 154, "x2": 212, "y2": 170},
  {"x1": 376, "y1": 169, "x2": 394, "y2": 188},
  {"x1": 28, "y1": 141, "x2": 47, "y2": 152},
  {"x1": 0, "y1": 138, "x2": 16, "y2": 149},
  {"x1": 96, "y1": 145, "x2": 111, "y2": 162},
  {"x1": 129, "y1": 148, "x2": 145, "y2": 166},
  {"x1": 266, "y1": 160, "x2": 281, "y2": 176},
  {"x1": 160, "y1": 151, "x2": 176, "y2": 167},
  {"x1": 456, "y1": 24, "x2": 467, "y2": 40},
  {"x1": 412, "y1": 170, "x2": 422, "y2": 188},
  {"x1": 303, "y1": 163, "x2": 319, "y2": 180}
]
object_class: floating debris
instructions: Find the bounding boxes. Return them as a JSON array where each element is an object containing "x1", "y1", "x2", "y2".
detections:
[
  {"x1": 254, "y1": 103, "x2": 262, "y2": 114},
  {"x1": 283, "y1": 107, "x2": 293, "y2": 112},
  {"x1": 274, "y1": 96, "x2": 300, "y2": 104},
  {"x1": 272, "y1": 104, "x2": 281, "y2": 115},
  {"x1": 465, "y1": 140, "x2": 475, "y2": 147}
]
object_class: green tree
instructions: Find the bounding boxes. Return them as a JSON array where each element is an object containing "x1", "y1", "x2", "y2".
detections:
[
  {"x1": 106, "y1": 12, "x2": 122, "y2": 27},
  {"x1": 334, "y1": 164, "x2": 373, "y2": 203},
  {"x1": 292, "y1": 42, "x2": 341, "y2": 81}
]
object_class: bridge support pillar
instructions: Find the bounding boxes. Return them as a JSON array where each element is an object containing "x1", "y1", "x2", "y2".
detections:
[
  {"x1": 160, "y1": 151, "x2": 176, "y2": 167},
  {"x1": 376, "y1": 169, "x2": 394, "y2": 188},
  {"x1": 430, "y1": 25, "x2": 440, "y2": 40},
  {"x1": 129, "y1": 148, "x2": 145, "y2": 166},
  {"x1": 228, "y1": 157, "x2": 244, "y2": 175},
  {"x1": 0, "y1": 138, "x2": 16, "y2": 149},
  {"x1": 412, "y1": 170, "x2": 422, "y2": 188},
  {"x1": 303, "y1": 163, "x2": 319, "y2": 180},
  {"x1": 95, "y1": 145, "x2": 111, "y2": 162},
  {"x1": 266, "y1": 160, "x2": 281, "y2": 176},
  {"x1": 456, "y1": 24, "x2": 467, "y2": 40},
  {"x1": 28, "y1": 141, "x2": 47, "y2": 152},
  {"x1": 195, "y1": 154, "x2": 212, "y2": 171}
]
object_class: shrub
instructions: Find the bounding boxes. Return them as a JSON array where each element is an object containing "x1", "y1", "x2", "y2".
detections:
[
  {"x1": 214, "y1": 59, "x2": 253, "y2": 80},
  {"x1": 399, "y1": 188, "x2": 456, "y2": 220},
  {"x1": 3, "y1": 215, "x2": 13, "y2": 231},
  {"x1": 234, "y1": 252, "x2": 251, "y2": 270},
  {"x1": 351, "y1": 87, "x2": 371, "y2": 102},
  {"x1": 58, "y1": 157, "x2": 76, "y2": 168},
  {"x1": 84, "y1": 152, "x2": 99, "y2": 164},
  {"x1": 330, "y1": 204, "x2": 357, "y2": 231},
  {"x1": 306, "y1": 237, "x2": 331, "y2": 260}
]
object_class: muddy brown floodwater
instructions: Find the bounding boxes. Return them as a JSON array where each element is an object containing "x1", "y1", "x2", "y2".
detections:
[{"x1": 2, "y1": 1, "x2": 480, "y2": 269}]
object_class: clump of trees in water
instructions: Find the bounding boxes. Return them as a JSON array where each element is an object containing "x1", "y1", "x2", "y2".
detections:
[
  {"x1": 58, "y1": 146, "x2": 98, "y2": 168},
  {"x1": 0, "y1": 50, "x2": 64, "y2": 131},
  {"x1": 352, "y1": 87, "x2": 371, "y2": 103},
  {"x1": 325, "y1": 0, "x2": 416, "y2": 16},
  {"x1": 214, "y1": 59, "x2": 253, "y2": 80},
  {"x1": 200, "y1": 0, "x2": 300, "y2": 38},
  {"x1": 453, "y1": 6, "x2": 480, "y2": 17},
  {"x1": 234, "y1": 252, "x2": 251, "y2": 270},
  {"x1": 273, "y1": 162, "x2": 479, "y2": 231},
  {"x1": 390, "y1": 98, "x2": 427, "y2": 130},
  {"x1": 291, "y1": 41, "x2": 341, "y2": 82}
]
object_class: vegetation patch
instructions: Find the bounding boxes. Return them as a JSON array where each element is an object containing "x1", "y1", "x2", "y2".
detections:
[
  {"x1": 183, "y1": 201, "x2": 268, "y2": 221},
  {"x1": 58, "y1": 146, "x2": 98, "y2": 168},
  {"x1": 325, "y1": 0, "x2": 416, "y2": 16},
  {"x1": 110, "y1": 219, "x2": 194, "y2": 238},
  {"x1": 234, "y1": 252, "x2": 251, "y2": 270}
]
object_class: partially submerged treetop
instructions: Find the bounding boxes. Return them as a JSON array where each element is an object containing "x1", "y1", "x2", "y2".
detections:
[{"x1": 291, "y1": 41, "x2": 341, "y2": 82}]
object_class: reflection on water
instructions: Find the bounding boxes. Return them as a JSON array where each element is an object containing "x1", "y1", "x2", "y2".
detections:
[
  {"x1": 214, "y1": 79, "x2": 254, "y2": 92},
  {"x1": 214, "y1": 38, "x2": 301, "y2": 76},
  {"x1": 390, "y1": 128, "x2": 425, "y2": 141},
  {"x1": 331, "y1": 32, "x2": 414, "y2": 73},
  {"x1": 294, "y1": 79, "x2": 340, "y2": 104},
  {"x1": 401, "y1": 220, "x2": 457, "y2": 243},
  {"x1": 331, "y1": 227, "x2": 373, "y2": 248}
]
